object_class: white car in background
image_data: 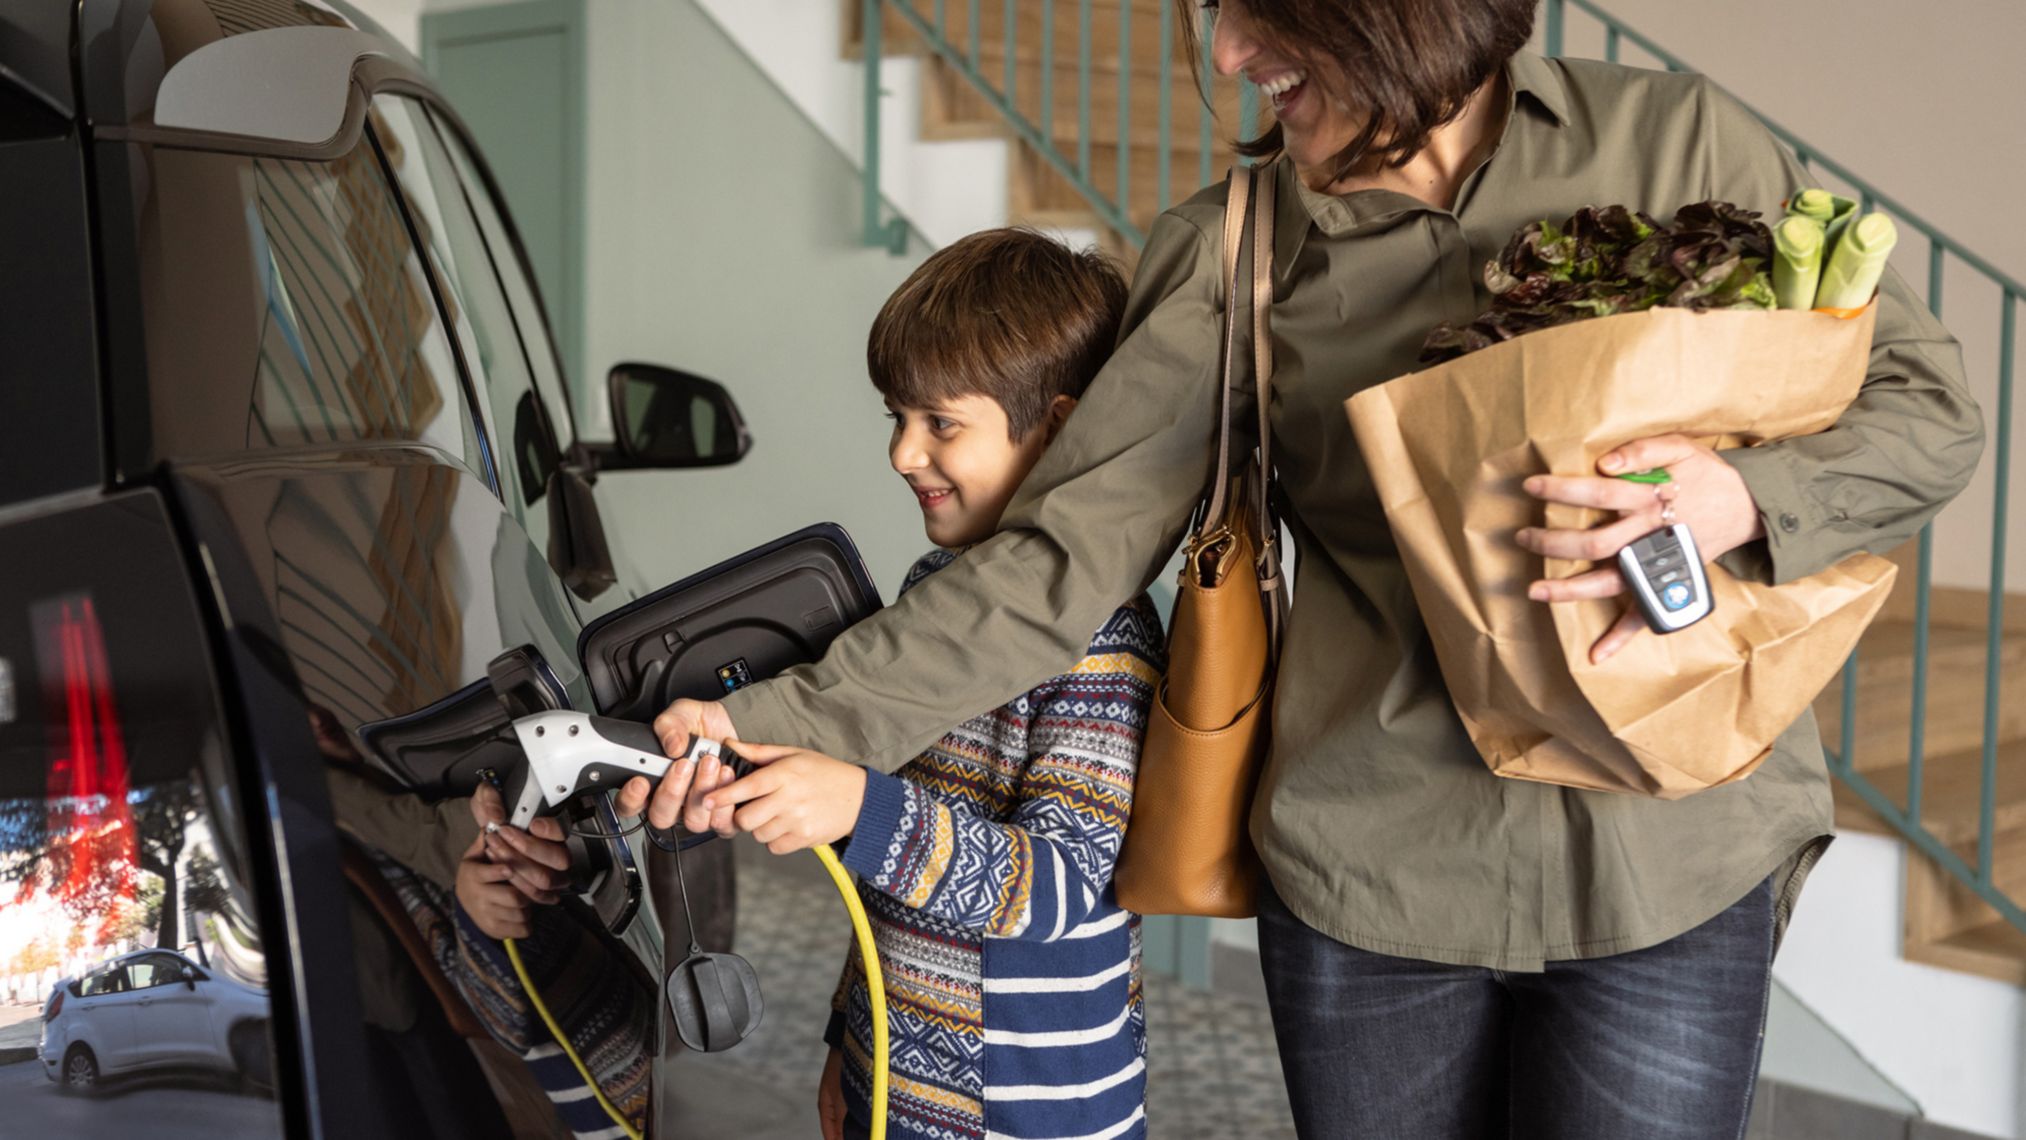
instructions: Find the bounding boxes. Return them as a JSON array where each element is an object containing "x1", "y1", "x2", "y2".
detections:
[{"x1": 39, "y1": 949, "x2": 271, "y2": 1094}]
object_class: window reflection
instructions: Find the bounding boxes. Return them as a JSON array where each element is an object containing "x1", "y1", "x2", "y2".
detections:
[
  {"x1": 243, "y1": 147, "x2": 483, "y2": 476},
  {"x1": 0, "y1": 592, "x2": 278, "y2": 1132}
]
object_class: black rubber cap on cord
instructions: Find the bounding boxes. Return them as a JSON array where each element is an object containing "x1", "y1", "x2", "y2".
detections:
[{"x1": 666, "y1": 951, "x2": 764, "y2": 1052}]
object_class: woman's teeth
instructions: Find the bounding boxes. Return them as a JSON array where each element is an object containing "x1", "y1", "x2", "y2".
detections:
[{"x1": 1258, "y1": 70, "x2": 1306, "y2": 106}]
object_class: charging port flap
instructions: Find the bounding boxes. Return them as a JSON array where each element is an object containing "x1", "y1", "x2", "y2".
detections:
[{"x1": 576, "y1": 524, "x2": 882, "y2": 720}]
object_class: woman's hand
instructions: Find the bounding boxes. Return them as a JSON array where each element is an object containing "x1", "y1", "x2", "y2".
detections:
[
  {"x1": 818, "y1": 1046, "x2": 846, "y2": 1140},
  {"x1": 1517, "y1": 434, "x2": 1764, "y2": 663},
  {"x1": 611, "y1": 698, "x2": 741, "y2": 829},
  {"x1": 702, "y1": 743, "x2": 866, "y2": 855}
]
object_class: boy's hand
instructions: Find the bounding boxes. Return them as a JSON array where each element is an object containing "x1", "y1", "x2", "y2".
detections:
[
  {"x1": 818, "y1": 1046, "x2": 846, "y2": 1140},
  {"x1": 456, "y1": 831, "x2": 534, "y2": 939},
  {"x1": 612, "y1": 698, "x2": 741, "y2": 828},
  {"x1": 470, "y1": 784, "x2": 572, "y2": 904},
  {"x1": 704, "y1": 743, "x2": 866, "y2": 855}
]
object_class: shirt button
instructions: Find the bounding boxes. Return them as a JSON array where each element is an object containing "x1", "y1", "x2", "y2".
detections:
[{"x1": 1779, "y1": 513, "x2": 1802, "y2": 534}]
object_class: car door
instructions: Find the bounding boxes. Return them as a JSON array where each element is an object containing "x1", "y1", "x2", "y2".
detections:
[
  {"x1": 359, "y1": 96, "x2": 660, "y2": 940},
  {"x1": 117, "y1": 116, "x2": 587, "y2": 1130},
  {"x1": 69, "y1": 968, "x2": 138, "y2": 1074},
  {"x1": 123, "y1": 953, "x2": 207, "y2": 1068}
]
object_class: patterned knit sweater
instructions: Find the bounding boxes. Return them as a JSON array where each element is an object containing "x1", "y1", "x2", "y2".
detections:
[{"x1": 824, "y1": 550, "x2": 1165, "y2": 1140}]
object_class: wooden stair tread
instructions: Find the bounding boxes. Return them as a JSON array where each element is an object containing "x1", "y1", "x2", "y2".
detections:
[
  {"x1": 1813, "y1": 615, "x2": 2026, "y2": 772},
  {"x1": 1832, "y1": 736, "x2": 2026, "y2": 843},
  {"x1": 1903, "y1": 916, "x2": 2026, "y2": 986},
  {"x1": 1845, "y1": 618, "x2": 2018, "y2": 673}
]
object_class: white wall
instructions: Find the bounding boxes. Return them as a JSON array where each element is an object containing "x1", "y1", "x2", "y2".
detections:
[
  {"x1": 1776, "y1": 831, "x2": 2024, "y2": 1137},
  {"x1": 573, "y1": 0, "x2": 940, "y2": 593},
  {"x1": 689, "y1": 0, "x2": 1012, "y2": 251}
]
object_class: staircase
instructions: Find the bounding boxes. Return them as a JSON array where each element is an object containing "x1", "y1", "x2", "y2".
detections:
[
  {"x1": 1816, "y1": 545, "x2": 2026, "y2": 985},
  {"x1": 845, "y1": 0, "x2": 1248, "y2": 262}
]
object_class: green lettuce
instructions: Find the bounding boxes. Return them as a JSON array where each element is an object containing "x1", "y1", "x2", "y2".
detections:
[{"x1": 1421, "y1": 201, "x2": 1778, "y2": 365}]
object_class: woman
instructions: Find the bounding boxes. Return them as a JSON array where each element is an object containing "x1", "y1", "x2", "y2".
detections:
[{"x1": 622, "y1": 1, "x2": 1982, "y2": 1134}]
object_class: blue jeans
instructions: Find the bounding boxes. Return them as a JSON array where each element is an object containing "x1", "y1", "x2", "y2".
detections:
[{"x1": 1257, "y1": 877, "x2": 1776, "y2": 1140}]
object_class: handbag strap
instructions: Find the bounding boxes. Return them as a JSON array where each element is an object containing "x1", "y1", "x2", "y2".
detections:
[{"x1": 1201, "y1": 164, "x2": 1284, "y2": 656}]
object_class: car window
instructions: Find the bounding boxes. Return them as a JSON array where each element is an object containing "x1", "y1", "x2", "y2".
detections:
[
  {"x1": 236, "y1": 147, "x2": 490, "y2": 477},
  {"x1": 127, "y1": 957, "x2": 174, "y2": 989},
  {"x1": 78, "y1": 969, "x2": 128, "y2": 997},
  {"x1": 424, "y1": 106, "x2": 579, "y2": 453},
  {"x1": 369, "y1": 98, "x2": 561, "y2": 536}
]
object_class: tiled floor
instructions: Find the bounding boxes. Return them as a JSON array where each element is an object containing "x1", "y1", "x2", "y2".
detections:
[
  {"x1": 666, "y1": 839, "x2": 1298, "y2": 1138},
  {"x1": 660, "y1": 842, "x2": 1983, "y2": 1140}
]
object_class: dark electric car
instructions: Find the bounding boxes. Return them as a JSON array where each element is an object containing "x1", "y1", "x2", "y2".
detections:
[{"x1": 1, "y1": 1, "x2": 758, "y2": 1135}]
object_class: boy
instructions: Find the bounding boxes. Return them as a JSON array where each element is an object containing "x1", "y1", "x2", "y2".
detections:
[{"x1": 640, "y1": 229, "x2": 1162, "y2": 1140}]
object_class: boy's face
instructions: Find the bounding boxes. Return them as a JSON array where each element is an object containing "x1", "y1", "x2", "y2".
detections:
[{"x1": 887, "y1": 393, "x2": 1074, "y2": 549}]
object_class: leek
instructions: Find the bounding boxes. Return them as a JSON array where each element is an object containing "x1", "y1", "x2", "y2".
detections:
[
  {"x1": 1772, "y1": 215, "x2": 1826, "y2": 310},
  {"x1": 1815, "y1": 213, "x2": 1898, "y2": 310},
  {"x1": 1789, "y1": 188, "x2": 1857, "y2": 251}
]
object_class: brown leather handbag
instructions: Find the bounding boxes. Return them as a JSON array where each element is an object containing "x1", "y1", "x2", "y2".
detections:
[{"x1": 1115, "y1": 164, "x2": 1284, "y2": 918}]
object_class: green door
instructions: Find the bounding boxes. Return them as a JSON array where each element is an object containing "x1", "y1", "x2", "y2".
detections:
[{"x1": 421, "y1": 0, "x2": 587, "y2": 387}]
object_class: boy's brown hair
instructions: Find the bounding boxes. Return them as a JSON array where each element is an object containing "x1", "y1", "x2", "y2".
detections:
[{"x1": 868, "y1": 228, "x2": 1128, "y2": 440}]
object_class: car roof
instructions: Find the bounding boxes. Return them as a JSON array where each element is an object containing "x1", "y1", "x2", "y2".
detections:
[
  {"x1": 90, "y1": 947, "x2": 190, "y2": 968},
  {"x1": 1, "y1": 0, "x2": 425, "y2": 138}
]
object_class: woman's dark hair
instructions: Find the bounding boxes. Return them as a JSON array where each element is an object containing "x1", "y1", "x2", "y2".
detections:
[
  {"x1": 1179, "y1": 0, "x2": 1536, "y2": 173},
  {"x1": 868, "y1": 228, "x2": 1127, "y2": 440}
]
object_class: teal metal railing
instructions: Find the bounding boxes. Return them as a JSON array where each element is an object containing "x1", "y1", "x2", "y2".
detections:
[
  {"x1": 857, "y1": 0, "x2": 2022, "y2": 937},
  {"x1": 859, "y1": 0, "x2": 1251, "y2": 252},
  {"x1": 1547, "y1": 0, "x2": 2023, "y2": 939}
]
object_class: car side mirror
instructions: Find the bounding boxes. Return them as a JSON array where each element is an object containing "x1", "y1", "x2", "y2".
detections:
[
  {"x1": 181, "y1": 966, "x2": 197, "y2": 989},
  {"x1": 604, "y1": 363, "x2": 751, "y2": 469}
]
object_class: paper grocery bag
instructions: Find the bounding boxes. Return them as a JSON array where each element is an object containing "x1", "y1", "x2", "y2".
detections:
[{"x1": 1344, "y1": 303, "x2": 1894, "y2": 798}]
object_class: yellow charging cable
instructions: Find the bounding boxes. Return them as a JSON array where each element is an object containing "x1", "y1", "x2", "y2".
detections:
[
  {"x1": 504, "y1": 936, "x2": 645, "y2": 1140},
  {"x1": 503, "y1": 841, "x2": 889, "y2": 1140},
  {"x1": 813, "y1": 841, "x2": 890, "y2": 1138}
]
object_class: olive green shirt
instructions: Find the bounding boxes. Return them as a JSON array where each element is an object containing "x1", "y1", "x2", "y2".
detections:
[{"x1": 726, "y1": 53, "x2": 1982, "y2": 970}]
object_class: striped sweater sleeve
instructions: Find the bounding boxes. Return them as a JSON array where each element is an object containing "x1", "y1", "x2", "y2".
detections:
[{"x1": 837, "y1": 600, "x2": 1162, "y2": 939}]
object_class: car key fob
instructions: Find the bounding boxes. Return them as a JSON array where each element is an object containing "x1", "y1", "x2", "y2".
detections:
[{"x1": 1616, "y1": 523, "x2": 1713, "y2": 633}]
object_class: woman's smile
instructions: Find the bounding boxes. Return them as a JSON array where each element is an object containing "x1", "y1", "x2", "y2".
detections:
[{"x1": 1253, "y1": 68, "x2": 1308, "y2": 113}]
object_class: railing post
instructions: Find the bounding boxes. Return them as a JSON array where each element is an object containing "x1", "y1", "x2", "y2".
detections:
[
  {"x1": 863, "y1": 0, "x2": 883, "y2": 247},
  {"x1": 1004, "y1": 0, "x2": 1017, "y2": 103},
  {"x1": 1982, "y1": 291, "x2": 2016, "y2": 882},
  {"x1": 1117, "y1": 0, "x2": 1131, "y2": 211},
  {"x1": 1078, "y1": 0, "x2": 1093, "y2": 178},
  {"x1": 1198, "y1": 18, "x2": 1212, "y2": 188},
  {"x1": 1041, "y1": 0, "x2": 1055, "y2": 145},
  {"x1": 1545, "y1": 0, "x2": 1565, "y2": 57},
  {"x1": 860, "y1": 0, "x2": 906, "y2": 254},
  {"x1": 1158, "y1": 0, "x2": 1172, "y2": 211},
  {"x1": 1908, "y1": 526, "x2": 1932, "y2": 822}
]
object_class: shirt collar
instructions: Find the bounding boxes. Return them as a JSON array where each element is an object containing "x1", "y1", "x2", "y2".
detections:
[
  {"x1": 1272, "y1": 51, "x2": 1571, "y2": 263},
  {"x1": 1506, "y1": 50, "x2": 1572, "y2": 128}
]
